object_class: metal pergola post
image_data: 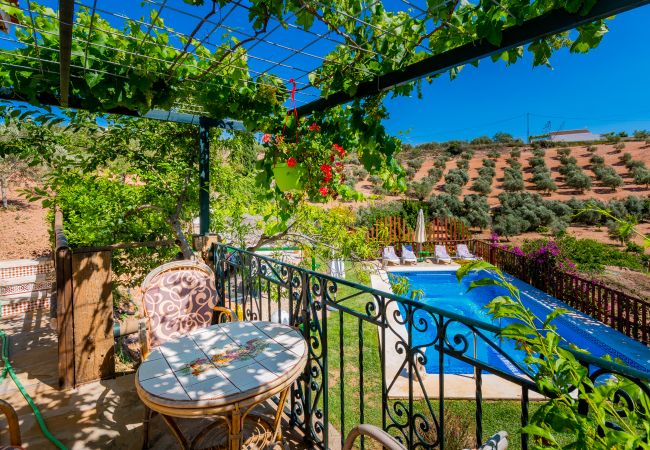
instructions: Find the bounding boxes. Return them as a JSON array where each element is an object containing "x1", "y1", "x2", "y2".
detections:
[{"x1": 198, "y1": 116, "x2": 211, "y2": 236}]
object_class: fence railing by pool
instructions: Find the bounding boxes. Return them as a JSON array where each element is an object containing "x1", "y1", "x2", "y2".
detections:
[
  {"x1": 212, "y1": 243, "x2": 650, "y2": 450},
  {"x1": 471, "y1": 240, "x2": 650, "y2": 346}
]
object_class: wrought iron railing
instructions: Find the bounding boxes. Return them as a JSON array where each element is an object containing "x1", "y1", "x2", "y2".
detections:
[
  {"x1": 212, "y1": 243, "x2": 650, "y2": 450},
  {"x1": 471, "y1": 240, "x2": 650, "y2": 346}
]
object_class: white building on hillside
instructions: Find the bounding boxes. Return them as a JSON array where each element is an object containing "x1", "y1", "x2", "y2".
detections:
[{"x1": 548, "y1": 129, "x2": 602, "y2": 142}]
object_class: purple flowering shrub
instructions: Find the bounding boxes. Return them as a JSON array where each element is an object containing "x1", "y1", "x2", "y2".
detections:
[{"x1": 490, "y1": 234, "x2": 578, "y2": 274}]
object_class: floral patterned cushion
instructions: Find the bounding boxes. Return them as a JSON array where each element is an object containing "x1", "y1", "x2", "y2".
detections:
[{"x1": 142, "y1": 263, "x2": 218, "y2": 348}]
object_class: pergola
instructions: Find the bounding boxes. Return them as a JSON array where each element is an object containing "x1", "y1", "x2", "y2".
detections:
[{"x1": 0, "y1": 0, "x2": 648, "y2": 235}]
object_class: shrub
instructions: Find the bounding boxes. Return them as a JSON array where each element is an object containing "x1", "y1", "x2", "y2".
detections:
[
  {"x1": 532, "y1": 172, "x2": 557, "y2": 194},
  {"x1": 493, "y1": 131, "x2": 514, "y2": 143},
  {"x1": 505, "y1": 157, "x2": 521, "y2": 170},
  {"x1": 427, "y1": 167, "x2": 443, "y2": 181},
  {"x1": 428, "y1": 194, "x2": 463, "y2": 217},
  {"x1": 353, "y1": 167, "x2": 368, "y2": 179},
  {"x1": 559, "y1": 155, "x2": 577, "y2": 166},
  {"x1": 368, "y1": 175, "x2": 382, "y2": 185},
  {"x1": 492, "y1": 213, "x2": 526, "y2": 237},
  {"x1": 626, "y1": 159, "x2": 646, "y2": 170},
  {"x1": 487, "y1": 149, "x2": 501, "y2": 159},
  {"x1": 510, "y1": 148, "x2": 521, "y2": 158},
  {"x1": 445, "y1": 168, "x2": 469, "y2": 185},
  {"x1": 443, "y1": 182, "x2": 462, "y2": 196},
  {"x1": 586, "y1": 145, "x2": 597, "y2": 153},
  {"x1": 589, "y1": 155, "x2": 605, "y2": 166},
  {"x1": 633, "y1": 129, "x2": 650, "y2": 139},
  {"x1": 456, "y1": 159, "x2": 469, "y2": 170},
  {"x1": 503, "y1": 168, "x2": 524, "y2": 192},
  {"x1": 407, "y1": 177, "x2": 435, "y2": 201},
  {"x1": 405, "y1": 167, "x2": 417, "y2": 179},
  {"x1": 478, "y1": 166, "x2": 496, "y2": 178},
  {"x1": 434, "y1": 156, "x2": 448, "y2": 169},
  {"x1": 565, "y1": 170, "x2": 592, "y2": 192},
  {"x1": 528, "y1": 156, "x2": 546, "y2": 168},
  {"x1": 632, "y1": 166, "x2": 650, "y2": 187},
  {"x1": 557, "y1": 235, "x2": 643, "y2": 271},
  {"x1": 461, "y1": 150, "x2": 475, "y2": 160},
  {"x1": 470, "y1": 136, "x2": 493, "y2": 145},
  {"x1": 470, "y1": 177, "x2": 492, "y2": 195},
  {"x1": 613, "y1": 142, "x2": 625, "y2": 153},
  {"x1": 532, "y1": 148, "x2": 546, "y2": 158},
  {"x1": 406, "y1": 157, "x2": 424, "y2": 171},
  {"x1": 557, "y1": 147, "x2": 572, "y2": 158},
  {"x1": 462, "y1": 194, "x2": 490, "y2": 229},
  {"x1": 482, "y1": 158, "x2": 496, "y2": 168},
  {"x1": 619, "y1": 152, "x2": 632, "y2": 165},
  {"x1": 445, "y1": 140, "x2": 468, "y2": 156}
]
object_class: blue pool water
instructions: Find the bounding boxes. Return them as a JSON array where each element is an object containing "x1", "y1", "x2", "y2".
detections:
[{"x1": 390, "y1": 270, "x2": 650, "y2": 376}]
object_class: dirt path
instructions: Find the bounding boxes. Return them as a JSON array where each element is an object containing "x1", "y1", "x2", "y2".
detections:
[{"x1": 0, "y1": 186, "x2": 51, "y2": 259}]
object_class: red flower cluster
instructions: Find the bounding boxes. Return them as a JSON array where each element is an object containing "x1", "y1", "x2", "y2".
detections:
[
  {"x1": 320, "y1": 164, "x2": 333, "y2": 183},
  {"x1": 262, "y1": 133, "x2": 271, "y2": 143},
  {"x1": 319, "y1": 187, "x2": 328, "y2": 196},
  {"x1": 332, "y1": 143, "x2": 345, "y2": 158},
  {"x1": 309, "y1": 123, "x2": 321, "y2": 132},
  {"x1": 287, "y1": 157, "x2": 297, "y2": 168}
]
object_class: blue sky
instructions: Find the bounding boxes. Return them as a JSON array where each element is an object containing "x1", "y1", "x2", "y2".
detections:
[
  {"x1": 384, "y1": 4, "x2": 650, "y2": 144},
  {"x1": 3, "y1": 1, "x2": 649, "y2": 144}
]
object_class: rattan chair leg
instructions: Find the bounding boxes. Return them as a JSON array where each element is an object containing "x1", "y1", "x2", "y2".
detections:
[
  {"x1": 142, "y1": 406, "x2": 153, "y2": 449},
  {"x1": 160, "y1": 414, "x2": 190, "y2": 450}
]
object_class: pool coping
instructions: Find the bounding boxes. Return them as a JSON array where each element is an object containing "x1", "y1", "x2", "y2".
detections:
[{"x1": 371, "y1": 270, "x2": 545, "y2": 401}]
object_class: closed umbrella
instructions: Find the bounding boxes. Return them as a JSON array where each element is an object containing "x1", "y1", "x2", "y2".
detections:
[{"x1": 414, "y1": 209, "x2": 426, "y2": 256}]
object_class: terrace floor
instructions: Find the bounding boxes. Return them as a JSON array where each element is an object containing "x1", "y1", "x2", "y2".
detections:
[{"x1": 0, "y1": 312, "x2": 315, "y2": 449}]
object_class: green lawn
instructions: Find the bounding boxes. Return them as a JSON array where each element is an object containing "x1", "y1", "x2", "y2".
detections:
[{"x1": 322, "y1": 266, "x2": 541, "y2": 449}]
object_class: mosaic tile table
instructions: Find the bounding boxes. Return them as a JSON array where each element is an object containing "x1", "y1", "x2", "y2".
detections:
[{"x1": 135, "y1": 321, "x2": 308, "y2": 450}]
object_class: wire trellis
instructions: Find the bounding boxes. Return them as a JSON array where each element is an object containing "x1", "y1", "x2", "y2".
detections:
[{"x1": 0, "y1": 0, "x2": 458, "y2": 116}]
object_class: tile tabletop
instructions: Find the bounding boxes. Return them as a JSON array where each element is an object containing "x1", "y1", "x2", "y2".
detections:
[{"x1": 137, "y1": 321, "x2": 307, "y2": 405}]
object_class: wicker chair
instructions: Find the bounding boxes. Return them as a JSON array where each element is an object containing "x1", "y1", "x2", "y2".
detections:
[
  {"x1": 0, "y1": 399, "x2": 22, "y2": 450},
  {"x1": 139, "y1": 260, "x2": 236, "y2": 358},
  {"x1": 342, "y1": 425, "x2": 508, "y2": 450},
  {"x1": 138, "y1": 260, "x2": 236, "y2": 449}
]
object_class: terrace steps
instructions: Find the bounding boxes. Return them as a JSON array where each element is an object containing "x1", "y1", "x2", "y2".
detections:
[{"x1": 0, "y1": 257, "x2": 53, "y2": 319}]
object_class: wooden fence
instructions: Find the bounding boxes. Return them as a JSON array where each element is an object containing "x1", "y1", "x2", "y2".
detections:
[
  {"x1": 54, "y1": 210, "x2": 178, "y2": 388},
  {"x1": 472, "y1": 240, "x2": 650, "y2": 346},
  {"x1": 368, "y1": 216, "x2": 473, "y2": 253}
]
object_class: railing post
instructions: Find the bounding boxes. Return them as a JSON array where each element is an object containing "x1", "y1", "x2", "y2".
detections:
[
  {"x1": 198, "y1": 117, "x2": 211, "y2": 236},
  {"x1": 300, "y1": 269, "x2": 313, "y2": 444}
]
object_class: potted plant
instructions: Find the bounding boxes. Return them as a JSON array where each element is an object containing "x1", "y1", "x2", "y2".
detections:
[{"x1": 261, "y1": 121, "x2": 351, "y2": 201}]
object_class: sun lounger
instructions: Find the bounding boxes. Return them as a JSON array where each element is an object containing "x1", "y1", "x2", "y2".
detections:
[
  {"x1": 456, "y1": 243, "x2": 480, "y2": 260},
  {"x1": 382, "y1": 246, "x2": 400, "y2": 267},
  {"x1": 401, "y1": 245, "x2": 418, "y2": 265},
  {"x1": 434, "y1": 245, "x2": 452, "y2": 264}
]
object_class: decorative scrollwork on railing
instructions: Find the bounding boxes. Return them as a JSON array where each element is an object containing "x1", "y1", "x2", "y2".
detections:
[{"x1": 212, "y1": 244, "x2": 650, "y2": 450}]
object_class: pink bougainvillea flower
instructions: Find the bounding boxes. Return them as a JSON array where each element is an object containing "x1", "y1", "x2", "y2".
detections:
[
  {"x1": 319, "y1": 187, "x2": 328, "y2": 196},
  {"x1": 287, "y1": 157, "x2": 297, "y2": 168},
  {"x1": 262, "y1": 133, "x2": 271, "y2": 143},
  {"x1": 332, "y1": 144, "x2": 345, "y2": 157},
  {"x1": 309, "y1": 123, "x2": 321, "y2": 131}
]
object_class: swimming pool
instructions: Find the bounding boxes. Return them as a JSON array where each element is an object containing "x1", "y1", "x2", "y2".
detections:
[{"x1": 390, "y1": 269, "x2": 650, "y2": 376}]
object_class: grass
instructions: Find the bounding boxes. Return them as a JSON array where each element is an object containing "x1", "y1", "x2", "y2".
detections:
[{"x1": 322, "y1": 265, "x2": 544, "y2": 449}]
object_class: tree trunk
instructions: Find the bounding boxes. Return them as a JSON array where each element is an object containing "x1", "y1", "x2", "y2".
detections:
[
  {"x1": 1, "y1": 178, "x2": 7, "y2": 208},
  {"x1": 170, "y1": 218, "x2": 194, "y2": 260}
]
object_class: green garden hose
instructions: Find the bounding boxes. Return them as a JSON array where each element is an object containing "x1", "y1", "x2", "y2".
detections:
[{"x1": 0, "y1": 330, "x2": 67, "y2": 450}]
